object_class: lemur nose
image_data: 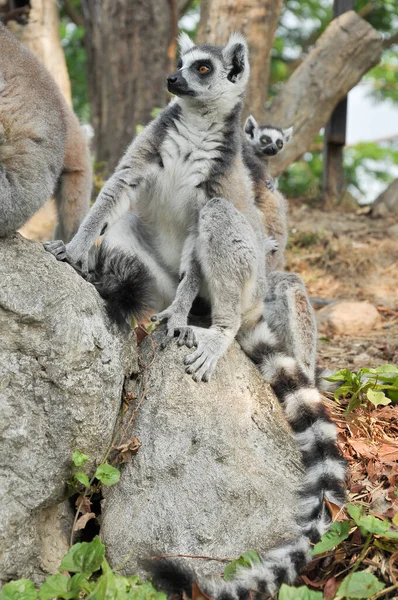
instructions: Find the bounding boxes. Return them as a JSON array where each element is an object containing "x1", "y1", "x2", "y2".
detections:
[{"x1": 167, "y1": 75, "x2": 178, "y2": 85}]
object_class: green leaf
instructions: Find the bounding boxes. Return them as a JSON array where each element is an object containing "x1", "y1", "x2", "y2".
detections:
[
  {"x1": 72, "y1": 450, "x2": 89, "y2": 467},
  {"x1": 367, "y1": 389, "x2": 391, "y2": 406},
  {"x1": 39, "y1": 574, "x2": 72, "y2": 600},
  {"x1": 94, "y1": 463, "x2": 120, "y2": 486},
  {"x1": 325, "y1": 369, "x2": 353, "y2": 383},
  {"x1": 337, "y1": 571, "x2": 385, "y2": 598},
  {"x1": 75, "y1": 471, "x2": 90, "y2": 488},
  {"x1": 224, "y1": 551, "x2": 261, "y2": 581},
  {"x1": 278, "y1": 584, "x2": 323, "y2": 599},
  {"x1": 347, "y1": 504, "x2": 394, "y2": 536},
  {"x1": 370, "y1": 364, "x2": 398, "y2": 375},
  {"x1": 59, "y1": 537, "x2": 105, "y2": 575},
  {"x1": 0, "y1": 580, "x2": 37, "y2": 600},
  {"x1": 311, "y1": 520, "x2": 350, "y2": 555}
]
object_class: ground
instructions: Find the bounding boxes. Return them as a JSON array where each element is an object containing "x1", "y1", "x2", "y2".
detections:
[{"x1": 285, "y1": 201, "x2": 398, "y2": 369}]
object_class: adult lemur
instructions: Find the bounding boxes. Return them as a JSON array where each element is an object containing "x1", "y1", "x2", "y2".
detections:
[
  {"x1": 45, "y1": 33, "x2": 345, "y2": 598},
  {"x1": 243, "y1": 115, "x2": 293, "y2": 270},
  {"x1": 0, "y1": 23, "x2": 92, "y2": 241}
]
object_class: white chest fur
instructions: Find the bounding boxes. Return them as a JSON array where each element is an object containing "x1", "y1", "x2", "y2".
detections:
[{"x1": 144, "y1": 115, "x2": 225, "y2": 272}]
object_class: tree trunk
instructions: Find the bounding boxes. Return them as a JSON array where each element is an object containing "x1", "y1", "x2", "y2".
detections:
[
  {"x1": 82, "y1": 0, "x2": 172, "y2": 175},
  {"x1": 265, "y1": 11, "x2": 383, "y2": 176},
  {"x1": 197, "y1": 0, "x2": 283, "y2": 119},
  {"x1": 7, "y1": 0, "x2": 72, "y2": 105}
]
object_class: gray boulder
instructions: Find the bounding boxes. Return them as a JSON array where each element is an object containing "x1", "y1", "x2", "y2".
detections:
[
  {"x1": 101, "y1": 327, "x2": 303, "y2": 578},
  {"x1": 0, "y1": 235, "x2": 132, "y2": 583}
]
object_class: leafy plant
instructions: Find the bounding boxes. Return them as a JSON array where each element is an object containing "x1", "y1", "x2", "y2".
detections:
[
  {"x1": 0, "y1": 539, "x2": 166, "y2": 600},
  {"x1": 223, "y1": 551, "x2": 261, "y2": 581},
  {"x1": 325, "y1": 364, "x2": 398, "y2": 413}
]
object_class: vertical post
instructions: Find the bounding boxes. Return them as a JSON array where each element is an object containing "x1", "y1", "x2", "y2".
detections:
[{"x1": 322, "y1": 0, "x2": 354, "y2": 207}]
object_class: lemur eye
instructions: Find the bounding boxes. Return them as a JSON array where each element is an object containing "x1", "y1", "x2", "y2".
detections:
[
  {"x1": 276, "y1": 139, "x2": 283, "y2": 149},
  {"x1": 198, "y1": 65, "x2": 210, "y2": 74},
  {"x1": 260, "y1": 136, "x2": 271, "y2": 144}
]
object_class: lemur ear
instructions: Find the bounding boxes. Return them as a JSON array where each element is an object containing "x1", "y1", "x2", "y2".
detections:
[
  {"x1": 283, "y1": 126, "x2": 294, "y2": 143},
  {"x1": 244, "y1": 115, "x2": 258, "y2": 139},
  {"x1": 178, "y1": 31, "x2": 195, "y2": 55},
  {"x1": 222, "y1": 32, "x2": 249, "y2": 83}
]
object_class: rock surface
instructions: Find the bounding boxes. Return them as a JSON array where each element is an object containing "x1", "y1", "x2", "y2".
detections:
[
  {"x1": 317, "y1": 300, "x2": 381, "y2": 335},
  {"x1": 101, "y1": 328, "x2": 303, "y2": 578},
  {"x1": 0, "y1": 235, "x2": 132, "y2": 583}
]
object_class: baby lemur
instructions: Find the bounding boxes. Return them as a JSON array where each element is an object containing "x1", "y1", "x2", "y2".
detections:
[
  {"x1": 243, "y1": 114, "x2": 293, "y2": 270},
  {"x1": 0, "y1": 23, "x2": 92, "y2": 241},
  {"x1": 45, "y1": 33, "x2": 345, "y2": 598}
]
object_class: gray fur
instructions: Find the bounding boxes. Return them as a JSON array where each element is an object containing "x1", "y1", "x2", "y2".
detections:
[
  {"x1": 0, "y1": 23, "x2": 92, "y2": 242},
  {"x1": 45, "y1": 33, "x2": 345, "y2": 596},
  {"x1": 242, "y1": 115, "x2": 293, "y2": 270}
]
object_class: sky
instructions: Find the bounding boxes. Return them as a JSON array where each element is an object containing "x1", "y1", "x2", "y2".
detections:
[{"x1": 347, "y1": 83, "x2": 398, "y2": 146}]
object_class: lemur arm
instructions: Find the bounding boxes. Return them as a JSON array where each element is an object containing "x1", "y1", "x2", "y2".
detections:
[
  {"x1": 44, "y1": 125, "x2": 156, "y2": 273},
  {"x1": 152, "y1": 233, "x2": 201, "y2": 347}
]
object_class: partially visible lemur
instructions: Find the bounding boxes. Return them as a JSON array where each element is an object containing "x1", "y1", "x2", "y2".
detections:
[
  {"x1": 242, "y1": 114, "x2": 293, "y2": 270},
  {"x1": 45, "y1": 32, "x2": 345, "y2": 597},
  {"x1": 0, "y1": 23, "x2": 92, "y2": 241}
]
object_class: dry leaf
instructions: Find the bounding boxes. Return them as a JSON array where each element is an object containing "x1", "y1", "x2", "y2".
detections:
[
  {"x1": 75, "y1": 495, "x2": 92, "y2": 515},
  {"x1": 324, "y1": 577, "x2": 339, "y2": 600},
  {"x1": 113, "y1": 436, "x2": 142, "y2": 465},
  {"x1": 73, "y1": 512, "x2": 96, "y2": 531},
  {"x1": 191, "y1": 582, "x2": 213, "y2": 600}
]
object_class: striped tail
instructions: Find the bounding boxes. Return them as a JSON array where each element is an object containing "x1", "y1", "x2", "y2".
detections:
[{"x1": 150, "y1": 342, "x2": 346, "y2": 599}]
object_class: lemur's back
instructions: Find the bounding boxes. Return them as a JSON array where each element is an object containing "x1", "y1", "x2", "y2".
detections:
[{"x1": 0, "y1": 24, "x2": 67, "y2": 235}]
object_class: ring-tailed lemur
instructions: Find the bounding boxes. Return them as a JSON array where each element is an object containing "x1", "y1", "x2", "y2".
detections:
[
  {"x1": 45, "y1": 32, "x2": 345, "y2": 597},
  {"x1": 243, "y1": 115, "x2": 293, "y2": 271},
  {"x1": 0, "y1": 23, "x2": 92, "y2": 241}
]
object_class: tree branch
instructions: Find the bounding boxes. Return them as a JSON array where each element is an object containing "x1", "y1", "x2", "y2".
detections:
[
  {"x1": 62, "y1": 0, "x2": 84, "y2": 28},
  {"x1": 178, "y1": 0, "x2": 194, "y2": 18},
  {"x1": 265, "y1": 11, "x2": 383, "y2": 176}
]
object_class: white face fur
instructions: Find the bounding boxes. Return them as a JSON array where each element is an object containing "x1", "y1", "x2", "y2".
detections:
[
  {"x1": 166, "y1": 32, "x2": 250, "y2": 115},
  {"x1": 244, "y1": 114, "x2": 293, "y2": 157}
]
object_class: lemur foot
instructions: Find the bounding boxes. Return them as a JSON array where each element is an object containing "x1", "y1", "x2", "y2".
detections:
[
  {"x1": 264, "y1": 236, "x2": 279, "y2": 254},
  {"x1": 151, "y1": 309, "x2": 195, "y2": 349},
  {"x1": 44, "y1": 240, "x2": 89, "y2": 275},
  {"x1": 183, "y1": 326, "x2": 231, "y2": 382}
]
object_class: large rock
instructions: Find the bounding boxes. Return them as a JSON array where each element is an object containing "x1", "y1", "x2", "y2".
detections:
[
  {"x1": 317, "y1": 300, "x2": 381, "y2": 335},
  {"x1": 101, "y1": 328, "x2": 303, "y2": 578},
  {"x1": 0, "y1": 235, "x2": 132, "y2": 583}
]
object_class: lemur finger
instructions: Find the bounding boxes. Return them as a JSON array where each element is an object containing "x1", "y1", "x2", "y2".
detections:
[
  {"x1": 151, "y1": 311, "x2": 170, "y2": 323},
  {"x1": 202, "y1": 358, "x2": 217, "y2": 382},
  {"x1": 177, "y1": 327, "x2": 196, "y2": 348},
  {"x1": 192, "y1": 357, "x2": 216, "y2": 382},
  {"x1": 184, "y1": 346, "x2": 204, "y2": 366},
  {"x1": 186, "y1": 351, "x2": 207, "y2": 375}
]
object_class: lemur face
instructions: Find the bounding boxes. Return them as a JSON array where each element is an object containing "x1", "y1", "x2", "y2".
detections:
[
  {"x1": 166, "y1": 32, "x2": 250, "y2": 112},
  {"x1": 244, "y1": 115, "x2": 293, "y2": 157}
]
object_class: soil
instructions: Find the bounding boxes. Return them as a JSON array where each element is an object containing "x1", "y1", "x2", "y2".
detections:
[{"x1": 285, "y1": 201, "x2": 398, "y2": 372}]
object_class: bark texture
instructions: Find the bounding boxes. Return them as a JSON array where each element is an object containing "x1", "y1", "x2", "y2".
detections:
[
  {"x1": 82, "y1": 0, "x2": 172, "y2": 174},
  {"x1": 265, "y1": 11, "x2": 383, "y2": 176},
  {"x1": 7, "y1": 0, "x2": 72, "y2": 105},
  {"x1": 197, "y1": 0, "x2": 283, "y2": 118}
]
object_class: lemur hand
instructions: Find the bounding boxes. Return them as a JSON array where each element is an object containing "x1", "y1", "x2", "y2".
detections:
[
  {"x1": 44, "y1": 239, "x2": 89, "y2": 275},
  {"x1": 264, "y1": 236, "x2": 279, "y2": 254},
  {"x1": 151, "y1": 307, "x2": 195, "y2": 349}
]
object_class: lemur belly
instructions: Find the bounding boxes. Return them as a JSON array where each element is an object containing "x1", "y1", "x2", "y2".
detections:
[{"x1": 146, "y1": 121, "x2": 223, "y2": 273}]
